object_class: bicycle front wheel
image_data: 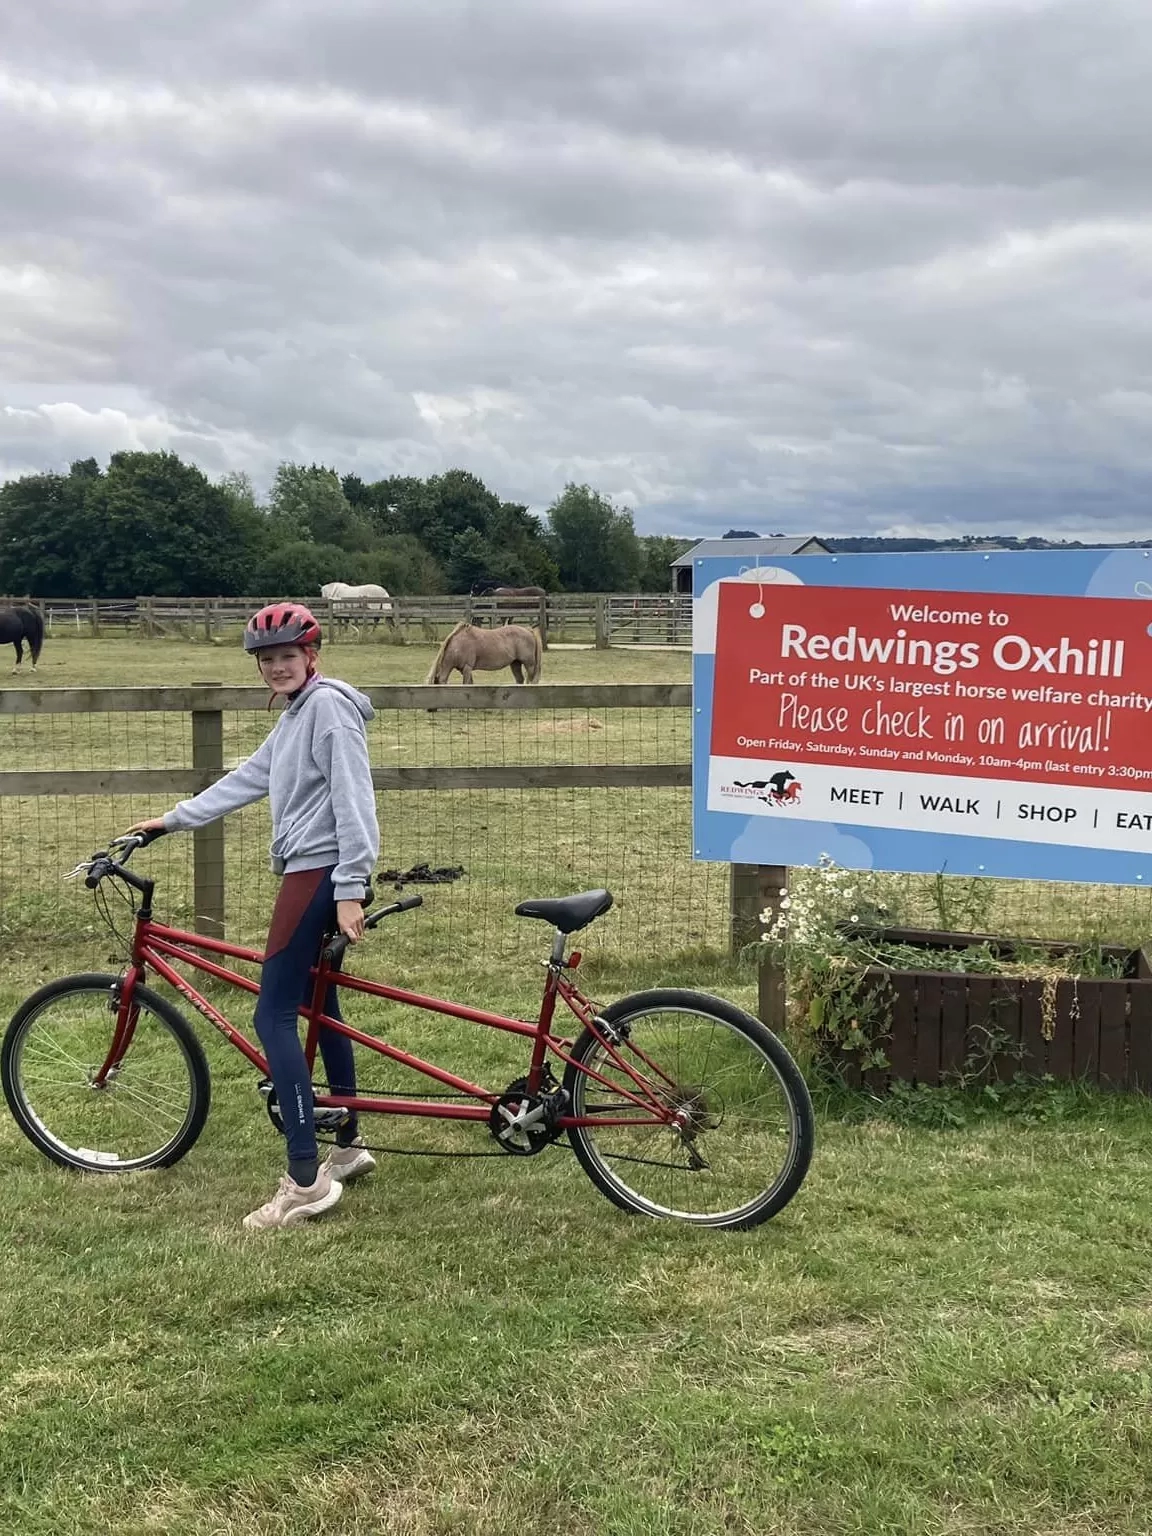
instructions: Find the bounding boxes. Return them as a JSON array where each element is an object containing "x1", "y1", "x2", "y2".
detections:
[
  {"x1": 562, "y1": 989, "x2": 814, "y2": 1229},
  {"x1": 2, "y1": 973, "x2": 210, "y2": 1172}
]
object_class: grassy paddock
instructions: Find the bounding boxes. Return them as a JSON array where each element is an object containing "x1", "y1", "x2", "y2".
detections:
[
  {"x1": 2, "y1": 639, "x2": 1152, "y2": 1533},
  {"x1": 9, "y1": 634, "x2": 692, "y2": 688}
]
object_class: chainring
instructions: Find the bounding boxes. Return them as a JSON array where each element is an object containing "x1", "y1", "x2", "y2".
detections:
[
  {"x1": 258, "y1": 1078, "x2": 350, "y2": 1135},
  {"x1": 487, "y1": 1073, "x2": 567, "y2": 1156}
]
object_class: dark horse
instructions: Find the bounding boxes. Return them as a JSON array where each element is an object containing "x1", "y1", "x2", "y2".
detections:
[
  {"x1": 0, "y1": 606, "x2": 44, "y2": 673},
  {"x1": 470, "y1": 581, "x2": 547, "y2": 598}
]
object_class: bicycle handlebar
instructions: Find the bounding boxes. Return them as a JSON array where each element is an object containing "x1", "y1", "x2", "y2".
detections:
[
  {"x1": 72, "y1": 831, "x2": 423, "y2": 955},
  {"x1": 110, "y1": 827, "x2": 168, "y2": 854},
  {"x1": 70, "y1": 826, "x2": 168, "y2": 889},
  {"x1": 323, "y1": 894, "x2": 424, "y2": 966}
]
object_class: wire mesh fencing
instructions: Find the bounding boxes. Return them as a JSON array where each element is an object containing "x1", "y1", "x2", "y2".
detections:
[
  {"x1": 0, "y1": 685, "x2": 727, "y2": 980},
  {"x1": 2, "y1": 685, "x2": 1152, "y2": 993}
]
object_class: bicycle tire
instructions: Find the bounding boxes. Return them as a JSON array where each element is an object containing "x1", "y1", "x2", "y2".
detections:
[
  {"x1": 2, "y1": 973, "x2": 211, "y2": 1173},
  {"x1": 562, "y1": 988, "x2": 814, "y2": 1229}
]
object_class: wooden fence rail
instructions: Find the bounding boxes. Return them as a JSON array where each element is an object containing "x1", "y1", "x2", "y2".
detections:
[
  {"x1": 2, "y1": 594, "x2": 693, "y2": 649},
  {"x1": 0, "y1": 683, "x2": 693, "y2": 714}
]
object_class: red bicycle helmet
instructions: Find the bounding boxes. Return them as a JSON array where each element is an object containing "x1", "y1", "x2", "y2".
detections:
[{"x1": 243, "y1": 602, "x2": 323, "y2": 652}]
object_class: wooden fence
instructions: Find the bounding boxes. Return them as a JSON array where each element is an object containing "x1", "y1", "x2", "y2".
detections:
[
  {"x1": 0, "y1": 682, "x2": 787, "y2": 1015},
  {"x1": 822, "y1": 926, "x2": 1152, "y2": 1095},
  {"x1": 845, "y1": 963, "x2": 1152, "y2": 1095},
  {"x1": 3, "y1": 593, "x2": 693, "y2": 649}
]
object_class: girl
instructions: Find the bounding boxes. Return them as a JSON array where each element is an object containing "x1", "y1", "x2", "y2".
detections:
[{"x1": 130, "y1": 601, "x2": 380, "y2": 1231}]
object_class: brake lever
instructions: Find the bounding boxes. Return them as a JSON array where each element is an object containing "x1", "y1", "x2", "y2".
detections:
[{"x1": 63, "y1": 860, "x2": 95, "y2": 882}]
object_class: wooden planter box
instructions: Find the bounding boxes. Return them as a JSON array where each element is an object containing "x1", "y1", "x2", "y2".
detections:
[{"x1": 835, "y1": 926, "x2": 1152, "y2": 1094}]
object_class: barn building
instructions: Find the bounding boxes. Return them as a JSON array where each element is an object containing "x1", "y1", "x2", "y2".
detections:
[{"x1": 670, "y1": 535, "x2": 831, "y2": 595}]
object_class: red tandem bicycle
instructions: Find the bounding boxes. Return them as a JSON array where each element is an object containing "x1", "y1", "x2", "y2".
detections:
[{"x1": 1, "y1": 833, "x2": 814, "y2": 1229}]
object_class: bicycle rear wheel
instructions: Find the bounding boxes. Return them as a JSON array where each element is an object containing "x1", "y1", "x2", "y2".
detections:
[
  {"x1": 562, "y1": 989, "x2": 813, "y2": 1229},
  {"x1": 2, "y1": 973, "x2": 210, "y2": 1172}
]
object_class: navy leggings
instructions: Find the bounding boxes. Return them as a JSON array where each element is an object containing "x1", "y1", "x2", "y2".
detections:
[{"x1": 253, "y1": 867, "x2": 358, "y2": 1168}]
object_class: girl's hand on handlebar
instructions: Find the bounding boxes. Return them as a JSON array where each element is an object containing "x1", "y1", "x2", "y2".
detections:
[
  {"x1": 336, "y1": 899, "x2": 365, "y2": 943},
  {"x1": 125, "y1": 817, "x2": 168, "y2": 836}
]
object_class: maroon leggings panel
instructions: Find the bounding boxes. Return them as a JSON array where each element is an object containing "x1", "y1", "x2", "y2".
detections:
[{"x1": 265, "y1": 867, "x2": 332, "y2": 959}]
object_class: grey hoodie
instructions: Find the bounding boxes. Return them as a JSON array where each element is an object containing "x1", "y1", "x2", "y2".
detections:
[{"x1": 164, "y1": 677, "x2": 380, "y2": 902}]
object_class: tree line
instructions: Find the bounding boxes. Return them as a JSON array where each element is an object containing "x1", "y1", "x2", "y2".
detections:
[{"x1": 0, "y1": 453, "x2": 693, "y2": 598}]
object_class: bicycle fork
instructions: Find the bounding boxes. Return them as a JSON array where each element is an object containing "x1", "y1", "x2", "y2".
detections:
[{"x1": 91, "y1": 968, "x2": 146, "y2": 1088}]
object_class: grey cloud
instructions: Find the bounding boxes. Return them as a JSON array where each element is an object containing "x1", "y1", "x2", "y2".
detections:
[{"x1": 2, "y1": 0, "x2": 1152, "y2": 538}]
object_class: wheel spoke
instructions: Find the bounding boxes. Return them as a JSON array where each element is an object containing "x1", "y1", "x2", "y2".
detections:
[
  {"x1": 3, "y1": 979, "x2": 207, "y2": 1171},
  {"x1": 565, "y1": 995, "x2": 813, "y2": 1228},
  {"x1": 22, "y1": 1035, "x2": 94, "y2": 1074}
]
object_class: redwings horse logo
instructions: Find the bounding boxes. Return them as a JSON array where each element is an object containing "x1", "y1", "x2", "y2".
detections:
[{"x1": 734, "y1": 770, "x2": 803, "y2": 807}]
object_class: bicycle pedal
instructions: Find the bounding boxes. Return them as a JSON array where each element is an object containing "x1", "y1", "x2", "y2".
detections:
[
  {"x1": 314, "y1": 1106, "x2": 349, "y2": 1130},
  {"x1": 257, "y1": 1079, "x2": 349, "y2": 1134}
]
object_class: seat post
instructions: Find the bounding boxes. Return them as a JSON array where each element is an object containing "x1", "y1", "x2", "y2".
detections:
[{"x1": 550, "y1": 929, "x2": 567, "y2": 966}]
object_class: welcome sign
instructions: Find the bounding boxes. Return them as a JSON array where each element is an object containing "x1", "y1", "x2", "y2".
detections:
[{"x1": 692, "y1": 549, "x2": 1152, "y2": 883}]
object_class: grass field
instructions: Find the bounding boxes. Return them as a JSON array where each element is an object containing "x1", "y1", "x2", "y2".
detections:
[
  {"x1": 2, "y1": 637, "x2": 1152, "y2": 1534},
  {"x1": 6, "y1": 633, "x2": 692, "y2": 689}
]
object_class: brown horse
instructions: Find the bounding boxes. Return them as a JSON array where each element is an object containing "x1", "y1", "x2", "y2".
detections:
[{"x1": 426, "y1": 622, "x2": 542, "y2": 684}]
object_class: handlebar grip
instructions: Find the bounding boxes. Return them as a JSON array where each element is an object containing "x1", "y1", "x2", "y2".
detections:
[
  {"x1": 364, "y1": 893, "x2": 424, "y2": 930},
  {"x1": 323, "y1": 934, "x2": 351, "y2": 966},
  {"x1": 109, "y1": 827, "x2": 167, "y2": 858},
  {"x1": 323, "y1": 894, "x2": 425, "y2": 963},
  {"x1": 85, "y1": 858, "x2": 114, "y2": 889}
]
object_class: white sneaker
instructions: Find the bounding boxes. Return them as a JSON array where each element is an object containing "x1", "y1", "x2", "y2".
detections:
[
  {"x1": 242, "y1": 1169, "x2": 343, "y2": 1231},
  {"x1": 319, "y1": 1138, "x2": 377, "y2": 1184}
]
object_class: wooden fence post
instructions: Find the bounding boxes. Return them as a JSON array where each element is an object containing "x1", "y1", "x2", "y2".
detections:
[
  {"x1": 729, "y1": 862, "x2": 761, "y2": 954},
  {"x1": 191, "y1": 700, "x2": 226, "y2": 938},
  {"x1": 538, "y1": 595, "x2": 550, "y2": 650},
  {"x1": 594, "y1": 595, "x2": 609, "y2": 650},
  {"x1": 203, "y1": 598, "x2": 213, "y2": 642},
  {"x1": 730, "y1": 862, "x2": 789, "y2": 1033}
]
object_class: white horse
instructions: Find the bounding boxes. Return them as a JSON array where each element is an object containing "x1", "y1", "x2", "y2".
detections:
[{"x1": 319, "y1": 581, "x2": 394, "y2": 629}]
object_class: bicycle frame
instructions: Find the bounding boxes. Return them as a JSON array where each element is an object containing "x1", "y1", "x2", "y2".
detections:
[{"x1": 96, "y1": 911, "x2": 679, "y2": 1133}]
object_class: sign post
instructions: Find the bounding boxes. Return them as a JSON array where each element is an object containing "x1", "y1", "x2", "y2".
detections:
[{"x1": 693, "y1": 548, "x2": 1152, "y2": 1027}]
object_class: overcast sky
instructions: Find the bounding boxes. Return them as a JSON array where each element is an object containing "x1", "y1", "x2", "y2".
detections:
[{"x1": 1, "y1": 0, "x2": 1149, "y2": 540}]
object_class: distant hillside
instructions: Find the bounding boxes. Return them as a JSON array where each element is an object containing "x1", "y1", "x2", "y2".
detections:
[{"x1": 821, "y1": 534, "x2": 1148, "y2": 553}]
